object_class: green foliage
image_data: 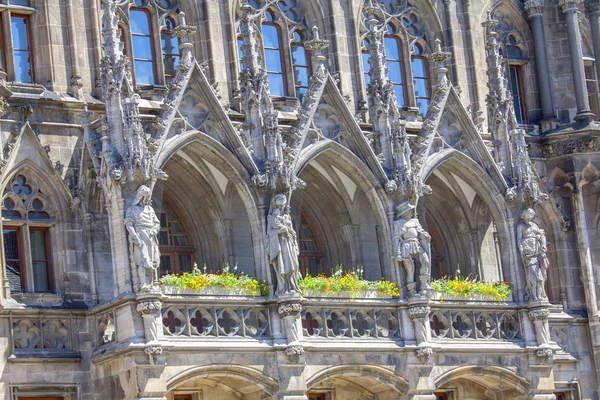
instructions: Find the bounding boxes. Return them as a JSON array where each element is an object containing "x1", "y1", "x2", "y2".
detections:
[
  {"x1": 430, "y1": 268, "x2": 511, "y2": 301},
  {"x1": 160, "y1": 263, "x2": 270, "y2": 297},
  {"x1": 299, "y1": 265, "x2": 400, "y2": 299}
]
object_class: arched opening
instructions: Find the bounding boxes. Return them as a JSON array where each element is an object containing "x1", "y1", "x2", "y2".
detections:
[
  {"x1": 421, "y1": 153, "x2": 508, "y2": 285},
  {"x1": 166, "y1": 365, "x2": 278, "y2": 400},
  {"x1": 307, "y1": 365, "x2": 408, "y2": 400},
  {"x1": 293, "y1": 146, "x2": 387, "y2": 280},
  {"x1": 435, "y1": 366, "x2": 529, "y2": 400}
]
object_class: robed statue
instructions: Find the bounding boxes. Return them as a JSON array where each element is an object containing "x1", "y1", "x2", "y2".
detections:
[
  {"x1": 266, "y1": 194, "x2": 301, "y2": 296},
  {"x1": 392, "y1": 201, "x2": 432, "y2": 296},
  {"x1": 517, "y1": 208, "x2": 549, "y2": 301},
  {"x1": 125, "y1": 185, "x2": 161, "y2": 291}
]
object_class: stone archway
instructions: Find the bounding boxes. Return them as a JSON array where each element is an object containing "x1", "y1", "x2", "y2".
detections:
[
  {"x1": 166, "y1": 364, "x2": 279, "y2": 400},
  {"x1": 435, "y1": 366, "x2": 530, "y2": 400}
]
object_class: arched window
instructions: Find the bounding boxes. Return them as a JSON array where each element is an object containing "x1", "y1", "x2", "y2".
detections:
[
  {"x1": 161, "y1": 16, "x2": 180, "y2": 81},
  {"x1": 384, "y1": 25, "x2": 405, "y2": 106},
  {"x1": 156, "y1": 196, "x2": 195, "y2": 277},
  {"x1": 130, "y1": 7, "x2": 155, "y2": 85},
  {"x1": 2, "y1": 174, "x2": 54, "y2": 294},
  {"x1": 298, "y1": 214, "x2": 325, "y2": 277},
  {"x1": 411, "y1": 44, "x2": 429, "y2": 116},
  {"x1": 262, "y1": 10, "x2": 286, "y2": 97},
  {"x1": 291, "y1": 30, "x2": 310, "y2": 102}
]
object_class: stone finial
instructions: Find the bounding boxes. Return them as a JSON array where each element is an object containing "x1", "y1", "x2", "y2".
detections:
[
  {"x1": 524, "y1": 0, "x2": 545, "y2": 16},
  {"x1": 559, "y1": 0, "x2": 581, "y2": 12}
]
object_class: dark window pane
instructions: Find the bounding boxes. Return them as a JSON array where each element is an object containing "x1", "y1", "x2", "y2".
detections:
[
  {"x1": 32, "y1": 262, "x2": 49, "y2": 292},
  {"x1": 173, "y1": 235, "x2": 187, "y2": 246},
  {"x1": 309, "y1": 259, "x2": 319, "y2": 276},
  {"x1": 10, "y1": 0, "x2": 31, "y2": 5},
  {"x1": 265, "y1": 49, "x2": 283, "y2": 72},
  {"x1": 294, "y1": 67, "x2": 309, "y2": 87},
  {"x1": 179, "y1": 254, "x2": 192, "y2": 273},
  {"x1": 268, "y1": 74, "x2": 285, "y2": 96},
  {"x1": 262, "y1": 24, "x2": 280, "y2": 49},
  {"x1": 11, "y1": 17, "x2": 28, "y2": 49},
  {"x1": 387, "y1": 61, "x2": 403, "y2": 84},
  {"x1": 132, "y1": 35, "x2": 153, "y2": 60},
  {"x1": 14, "y1": 51, "x2": 32, "y2": 83},
  {"x1": 4, "y1": 229, "x2": 19, "y2": 261},
  {"x1": 130, "y1": 10, "x2": 150, "y2": 34},
  {"x1": 513, "y1": 97, "x2": 523, "y2": 124},
  {"x1": 394, "y1": 84, "x2": 405, "y2": 106},
  {"x1": 160, "y1": 255, "x2": 172, "y2": 276},
  {"x1": 159, "y1": 231, "x2": 168, "y2": 246},
  {"x1": 384, "y1": 37, "x2": 399, "y2": 60},
  {"x1": 292, "y1": 46, "x2": 307, "y2": 66},
  {"x1": 30, "y1": 230, "x2": 47, "y2": 261},
  {"x1": 134, "y1": 61, "x2": 154, "y2": 84}
]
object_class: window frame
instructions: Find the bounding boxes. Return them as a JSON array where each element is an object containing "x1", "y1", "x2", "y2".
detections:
[
  {"x1": 3, "y1": 224, "x2": 53, "y2": 294},
  {"x1": 261, "y1": 11, "x2": 288, "y2": 97},
  {"x1": 129, "y1": 6, "x2": 157, "y2": 86},
  {"x1": 584, "y1": 60, "x2": 600, "y2": 120},
  {"x1": 156, "y1": 195, "x2": 195, "y2": 277},
  {"x1": 383, "y1": 33, "x2": 406, "y2": 107},
  {"x1": 298, "y1": 213, "x2": 325, "y2": 277},
  {"x1": 507, "y1": 63, "x2": 527, "y2": 124},
  {"x1": 411, "y1": 43, "x2": 430, "y2": 117},
  {"x1": 291, "y1": 29, "x2": 311, "y2": 102},
  {"x1": 1, "y1": 3, "x2": 36, "y2": 84},
  {"x1": 161, "y1": 15, "x2": 180, "y2": 81}
]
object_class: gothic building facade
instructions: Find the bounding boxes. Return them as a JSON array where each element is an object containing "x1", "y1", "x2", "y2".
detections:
[{"x1": 0, "y1": 0, "x2": 599, "y2": 399}]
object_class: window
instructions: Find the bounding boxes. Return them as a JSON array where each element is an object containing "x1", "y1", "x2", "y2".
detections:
[
  {"x1": 308, "y1": 394, "x2": 326, "y2": 400},
  {"x1": 2, "y1": 174, "x2": 54, "y2": 294},
  {"x1": 412, "y1": 44, "x2": 430, "y2": 116},
  {"x1": 504, "y1": 35, "x2": 527, "y2": 124},
  {"x1": 362, "y1": 39, "x2": 370, "y2": 88},
  {"x1": 585, "y1": 63, "x2": 600, "y2": 119},
  {"x1": 0, "y1": 1, "x2": 35, "y2": 83},
  {"x1": 298, "y1": 214, "x2": 325, "y2": 277},
  {"x1": 434, "y1": 393, "x2": 448, "y2": 400},
  {"x1": 156, "y1": 197, "x2": 195, "y2": 277},
  {"x1": 384, "y1": 26, "x2": 405, "y2": 106},
  {"x1": 173, "y1": 395, "x2": 192, "y2": 400},
  {"x1": 237, "y1": 2, "x2": 313, "y2": 101},
  {"x1": 130, "y1": 8, "x2": 155, "y2": 85},
  {"x1": 262, "y1": 11, "x2": 286, "y2": 97},
  {"x1": 509, "y1": 65, "x2": 526, "y2": 124},
  {"x1": 292, "y1": 30, "x2": 310, "y2": 102},
  {"x1": 161, "y1": 17, "x2": 180, "y2": 81}
]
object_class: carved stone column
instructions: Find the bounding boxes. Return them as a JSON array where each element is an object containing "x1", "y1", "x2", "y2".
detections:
[
  {"x1": 559, "y1": 0, "x2": 595, "y2": 124},
  {"x1": 585, "y1": 0, "x2": 600, "y2": 99},
  {"x1": 278, "y1": 300, "x2": 304, "y2": 363},
  {"x1": 524, "y1": 0, "x2": 558, "y2": 130},
  {"x1": 136, "y1": 296, "x2": 164, "y2": 359},
  {"x1": 408, "y1": 301, "x2": 432, "y2": 363}
]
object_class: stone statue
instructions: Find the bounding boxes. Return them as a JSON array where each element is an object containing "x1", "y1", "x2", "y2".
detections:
[
  {"x1": 517, "y1": 208, "x2": 549, "y2": 301},
  {"x1": 392, "y1": 202, "x2": 432, "y2": 296},
  {"x1": 266, "y1": 194, "x2": 300, "y2": 296},
  {"x1": 125, "y1": 185, "x2": 161, "y2": 291}
]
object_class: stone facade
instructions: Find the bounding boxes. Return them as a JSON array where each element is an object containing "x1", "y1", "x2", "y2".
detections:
[{"x1": 0, "y1": 0, "x2": 598, "y2": 399}]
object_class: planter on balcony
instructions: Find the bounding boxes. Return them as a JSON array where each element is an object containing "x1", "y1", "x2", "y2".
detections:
[
  {"x1": 429, "y1": 291, "x2": 506, "y2": 302},
  {"x1": 301, "y1": 289, "x2": 393, "y2": 299},
  {"x1": 161, "y1": 284, "x2": 256, "y2": 297}
]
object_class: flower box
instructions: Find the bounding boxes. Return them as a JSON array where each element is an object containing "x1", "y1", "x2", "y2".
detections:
[
  {"x1": 429, "y1": 291, "x2": 506, "y2": 302},
  {"x1": 161, "y1": 284, "x2": 256, "y2": 297},
  {"x1": 302, "y1": 289, "x2": 392, "y2": 299}
]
